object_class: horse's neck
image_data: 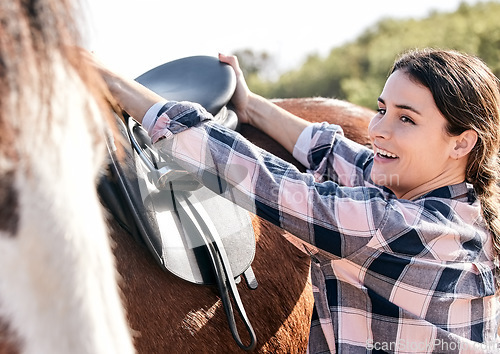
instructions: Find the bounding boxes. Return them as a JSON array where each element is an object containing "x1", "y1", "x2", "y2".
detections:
[{"x1": 0, "y1": 63, "x2": 134, "y2": 354}]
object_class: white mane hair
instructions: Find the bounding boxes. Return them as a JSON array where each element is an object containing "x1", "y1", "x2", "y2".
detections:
[{"x1": 0, "y1": 52, "x2": 134, "y2": 353}]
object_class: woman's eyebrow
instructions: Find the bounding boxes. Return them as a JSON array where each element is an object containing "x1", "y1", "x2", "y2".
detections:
[{"x1": 377, "y1": 97, "x2": 422, "y2": 115}]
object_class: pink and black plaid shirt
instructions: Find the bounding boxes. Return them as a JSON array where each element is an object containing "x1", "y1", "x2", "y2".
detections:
[{"x1": 143, "y1": 101, "x2": 499, "y2": 353}]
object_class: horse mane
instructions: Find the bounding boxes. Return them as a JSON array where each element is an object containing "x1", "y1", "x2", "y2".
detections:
[{"x1": 0, "y1": 0, "x2": 134, "y2": 352}]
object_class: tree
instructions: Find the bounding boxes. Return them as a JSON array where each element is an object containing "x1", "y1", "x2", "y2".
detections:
[
  {"x1": 231, "y1": 49, "x2": 277, "y2": 80},
  {"x1": 248, "y1": 1, "x2": 500, "y2": 109}
]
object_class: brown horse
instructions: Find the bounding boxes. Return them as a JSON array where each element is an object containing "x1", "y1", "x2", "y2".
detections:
[{"x1": 108, "y1": 97, "x2": 374, "y2": 353}]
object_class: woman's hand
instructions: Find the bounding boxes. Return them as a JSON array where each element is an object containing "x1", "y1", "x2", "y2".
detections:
[
  {"x1": 219, "y1": 53, "x2": 310, "y2": 154},
  {"x1": 218, "y1": 53, "x2": 253, "y2": 125}
]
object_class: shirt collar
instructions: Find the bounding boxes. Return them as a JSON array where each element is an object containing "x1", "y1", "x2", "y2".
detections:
[{"x1": 415, "y1": 182, "x2": 474, "y2": 203}]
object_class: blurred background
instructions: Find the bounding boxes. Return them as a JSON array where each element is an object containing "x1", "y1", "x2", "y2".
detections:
[{"x1": 84, "y1": 0, "x2": 500, "y2": 109}]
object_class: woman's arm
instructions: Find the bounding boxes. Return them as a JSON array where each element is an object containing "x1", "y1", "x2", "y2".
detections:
[
  {"x1": 88, "y1": 51, "x2": 310, "y2": 151},
  {"x1": 219, "y1": 54, "x2": 375, "y2": 187},
  {"x1": 84, "y1": 51, "x2": 165, "y2": 122}
]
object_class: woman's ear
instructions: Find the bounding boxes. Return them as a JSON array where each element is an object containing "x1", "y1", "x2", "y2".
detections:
[{"x1": 452, "y1": 129, "x2": 478, "y2": 159}]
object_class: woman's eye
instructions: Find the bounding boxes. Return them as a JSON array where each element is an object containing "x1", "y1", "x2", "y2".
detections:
[
  {"x1": 401, "y1": 116, "x2": 415, "y2": 124},
  {"x1": 377, "y1": 108, "x2": 386, "y2": 115}
]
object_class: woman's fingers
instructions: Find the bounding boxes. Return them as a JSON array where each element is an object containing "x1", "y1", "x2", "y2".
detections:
[{"x1": 218, "y1": 53, "x2": 252, "y2": 123}]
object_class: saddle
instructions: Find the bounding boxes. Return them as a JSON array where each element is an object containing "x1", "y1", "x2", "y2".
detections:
[{"x1": 98, "y1": 56, "x2": 257, "y2": 351}]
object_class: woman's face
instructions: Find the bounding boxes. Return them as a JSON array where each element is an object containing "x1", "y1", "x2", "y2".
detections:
[{"x1": 368, "y1": 70, "x2": 462, "y2": 199}]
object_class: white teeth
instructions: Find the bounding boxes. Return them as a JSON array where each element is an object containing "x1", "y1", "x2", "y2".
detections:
[{"x1": 376, "y1": 148, "x2": 398, "y2": 158}]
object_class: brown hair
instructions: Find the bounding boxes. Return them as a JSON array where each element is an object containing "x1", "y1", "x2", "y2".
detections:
[{"x1": 392, "y1": 49, "x2": 500, "y2": 267}]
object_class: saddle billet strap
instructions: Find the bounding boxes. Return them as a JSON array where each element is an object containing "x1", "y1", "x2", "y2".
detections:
[{"x1": 174, "y1": 193, "x2": 257, "y2": 351}]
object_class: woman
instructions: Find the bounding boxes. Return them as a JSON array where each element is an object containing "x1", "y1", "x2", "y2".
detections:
[{"x1": 94, "y1": 49, "x2": 500, "y2": 352}]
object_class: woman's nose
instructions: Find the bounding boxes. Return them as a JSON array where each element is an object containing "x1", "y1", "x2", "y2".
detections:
[{"x1": 369, "y1": 114, "x2": 392, "y2": 140}]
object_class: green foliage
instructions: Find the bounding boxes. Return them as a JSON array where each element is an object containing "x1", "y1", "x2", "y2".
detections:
[
  {"x1": 231, "y1": 49, "x2": 275, "y2": 79},
  {"x1": 243, "y1": 1, "x2": 500, "y2": 109}
]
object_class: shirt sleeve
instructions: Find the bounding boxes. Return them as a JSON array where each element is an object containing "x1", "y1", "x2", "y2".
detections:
[
  {"x1": 147, "y1": 101, "x2": 388, "y2": 259},
  {"x1": 142, "y1": 100, "x2": 168, "y2": 133},
  {"x1": 292, "y1": 122, "x2": 375, "y2": 187},
  {"x1": 292, "y1": 124, "x2": 314, "y2": 166},
  {"x1": 142, "y1": 100, "x2": 213, "y2": 143}
]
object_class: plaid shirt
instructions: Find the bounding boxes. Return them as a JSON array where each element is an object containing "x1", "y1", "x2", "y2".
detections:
[{"x1": 143, "y1": 101, "x2": 499, "y2": 353}]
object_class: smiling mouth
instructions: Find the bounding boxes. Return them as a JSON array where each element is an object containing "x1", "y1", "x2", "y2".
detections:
[{"x1": 376, "y1": 147, "x2": 398, "y2": 159}]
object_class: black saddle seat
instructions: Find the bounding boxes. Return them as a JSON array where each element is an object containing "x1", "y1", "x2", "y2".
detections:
[{"x1": 136, "y1": 55, "x2": 236, "y2": 116}]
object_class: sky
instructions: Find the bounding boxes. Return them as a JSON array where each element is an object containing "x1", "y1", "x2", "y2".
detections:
[{"x1": 83, "y1": 0, "x2": 489, "y2": 78}]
